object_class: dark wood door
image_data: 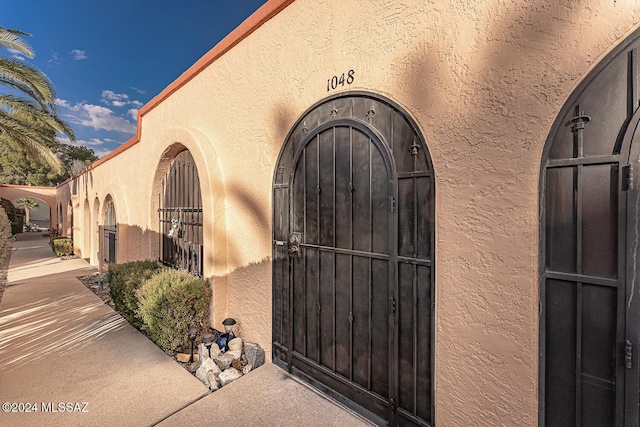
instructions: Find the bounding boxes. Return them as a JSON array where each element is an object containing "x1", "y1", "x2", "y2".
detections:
[
  {"x1": 541, "y1": 38, "x2": 640, "y2": 427},
  {"x1": 273, "y1": 93, "x2": 434, "y2": 426}
]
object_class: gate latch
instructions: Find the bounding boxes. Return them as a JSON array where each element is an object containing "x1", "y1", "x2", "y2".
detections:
[
  {"x1": 288, "y1": 232, "x2": 301, "y2": 258},
  {"x1": 625, "y1": 340, "x2": 633, "y2": 369}
]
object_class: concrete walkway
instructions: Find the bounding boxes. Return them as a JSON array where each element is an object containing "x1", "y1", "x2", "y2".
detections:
[{"x1": 0, "y1": 233, "x2": 372, "y2": 427}]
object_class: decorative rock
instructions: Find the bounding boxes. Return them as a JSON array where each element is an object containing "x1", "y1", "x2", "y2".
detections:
[
  {"x1": 177, "y1": 353, "x2": 193, "y2": 363},
  {"x1": 228, "y1": 338, "x2": 243, "y2": 352},
  {"x1": 198, "y1": 343, "x2": 209, "y2": 361},
  {"x1": 189, "y1": 360, "x2": 201, "y2": 373},
  {"x1": 195, "y1": 357, "x2": 221, "y2": 383},
  {"x1": 244, "y1": 342, "x2": 265, "y2": 368},
  {"x1": 243, "y1": 364, "x2": 252, "y2": 375},
  {"x1": 231, "y1": 360, "x2": 243, "y2": 370},
  {"x1": 205, "y1": 371, "x2": 219, "y2": 391},
  {"x1": 210, "y1": 343, "x2": 221, "y2": 358},
  {"x1": 213, "y1": 351, "x2": 240, "y2": 370},
  {"x1": 218, "y1": 368, "x2": 242, "y2": 387}
]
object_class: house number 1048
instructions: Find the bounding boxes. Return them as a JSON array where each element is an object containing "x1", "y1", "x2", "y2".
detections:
[{"x1": 327, "y1": 70, "x2": 355, "y2": 91}]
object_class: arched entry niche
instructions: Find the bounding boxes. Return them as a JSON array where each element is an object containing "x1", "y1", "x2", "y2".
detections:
[
  {"x1": 92, "y1": 197, "x2": 100, "y2": 265},
  {"x1": 67, "y1": 200, "x2": 73, "y2": 239},
  {"x1": 102, "y1": 195, "x2": 117, "y2": 265},
  {"x1": 272, "y1": 92, "x2": 435, "y2": 426},
  {"x1": 15, "y1": 197, "x2": 50, "y2": 229},
  {"x1": 82, "y1": 199, "x2": 90, "y2": 259},
  {"x1": 540, "y1": 29, "x2": 640, "y2": 427},
  {"x1": 57, "y1": 202, "x2": 62, "y2": 231},
  {"x1": 157, "y1": 148, "x2": 203, "y2": 276}
]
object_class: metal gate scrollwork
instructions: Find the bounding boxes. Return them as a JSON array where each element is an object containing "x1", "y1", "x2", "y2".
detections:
[
  {"x1": 272, "y1": 92, "x2": 435, "y2": 426},
  {"x1": 159, "y1": 149, "x2": 204, "y2": 276}
]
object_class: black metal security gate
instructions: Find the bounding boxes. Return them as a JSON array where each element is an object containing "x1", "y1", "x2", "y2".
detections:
[
  {"x1": 158, "y1": 149, "x2": 203, "y2": 276},
  {"x1": 103, "y1": 199, "x2": 116, "y2": 264},
  {"x1": 273, "y1": 93, "x2": 434, "y2": 426},
  {"x1": 540, "y1": 33, "x2": 640, "y2": 427}
]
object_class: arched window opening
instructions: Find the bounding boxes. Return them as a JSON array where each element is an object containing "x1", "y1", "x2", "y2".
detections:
[{"x1": 159, "y1": 149, "x2": 203, "y2": 276}]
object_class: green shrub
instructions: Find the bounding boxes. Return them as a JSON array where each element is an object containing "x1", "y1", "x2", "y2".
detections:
[
  {"x1": 52, "y1": 237, "x2": 73, "y2": 256},
  {"x1": 136, "y1": 269, "x2": 211, "y2": 354},
  {"x1": 0, "y1": 208, "x2": 13, "y2": 262},
  {"x1": 107, "y1": 260, "x2": 160, "y2": 328},
  {"x1": 10, "y1": 221, "x2": 21, "y2": 235}
]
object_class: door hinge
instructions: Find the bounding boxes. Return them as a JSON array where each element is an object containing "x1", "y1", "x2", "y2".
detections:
[
  {"x1": 625, "y1": 340, "x2": 633, "y2": 369},
  {"x1": 390, "y1": 397, "x2": 397, "y2": 410},
  {"x1": 390, "y1": 197, "x2": 395, "y2": 213},
  {"x1": 622, "y1": 165, "x2": 634, "y2": 191},
  {"x1": 391, "y1": 297, "x2": 396, "y2": 313}
]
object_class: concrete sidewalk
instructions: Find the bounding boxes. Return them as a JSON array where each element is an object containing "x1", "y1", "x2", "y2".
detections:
[{"x1": 0, "y1": 233, "x2": 372, "y2": 427}]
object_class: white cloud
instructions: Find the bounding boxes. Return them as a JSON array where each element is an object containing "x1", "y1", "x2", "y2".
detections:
[
  {"x1": 127, "y1": 108, "x2": 139, "y2": 121},
  {"x1": 100, "y1": 90, "x2": 143, "y2": 109},
  {"x1": 130, "y1": 87, "x2": 145, "y2": 94},
  {"x1": 55, "y1": 98, "x2": 137, "y2": 134},
  {"x1": 101, "y1": 90, "x2": 128, "y2": 103},
  {"x1": 48, "y1": 51, "x2": 60, "y2": 67},
  {"x1": 57, "y1": 136, "x2": 104, "y2": 146},
  {"x1": 70, "y1": 49, "x2": 88, "y2": 60}
]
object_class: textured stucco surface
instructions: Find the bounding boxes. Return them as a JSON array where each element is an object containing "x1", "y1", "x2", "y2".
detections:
[{"x1": 51, "y1": 0, "x2": 640, "y2": 425}]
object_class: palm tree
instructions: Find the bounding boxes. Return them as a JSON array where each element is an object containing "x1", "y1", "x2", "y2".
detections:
[
  {"x1": 15, "y1": 197, "x2": 38, "y2": 225},
  {"x1": 0, "y1": 27, "x2": 74, "y2": 173}
]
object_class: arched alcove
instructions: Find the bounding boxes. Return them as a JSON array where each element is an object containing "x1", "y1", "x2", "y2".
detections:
[
  {"x1": 102, "y1": 195, "x2": 117, "y2": 265},
  {"x1": 156, "y1": 148, "x2": 204, "y2": 276},
  {"x1": 540, "y1": 28, "x2": 640, "y2": 427},
  {"x1": 83, "y1": 199, "x2": 91, "y2": 259}
]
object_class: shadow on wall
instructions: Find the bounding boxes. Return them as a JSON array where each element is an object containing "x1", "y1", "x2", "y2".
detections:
[
  {"x1": 80, "y1": 169, "x2": 93, "y2": 200},
  {"x1": 114, "y1": 224, "x2": 160, "y2": 264},
  {"x1": 222, "y1": 257, "x2": 271, "y2": 354},
  {"x1": 219, "y1": 181, "x2": 272, "y2": 273},
  {"x1": 393, "y1": 1, "x2": 587, "y2": 426}
]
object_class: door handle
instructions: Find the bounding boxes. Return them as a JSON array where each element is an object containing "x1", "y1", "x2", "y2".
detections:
[{"x1": 288, "y1": 232, "x2": 301, "y2": 258}]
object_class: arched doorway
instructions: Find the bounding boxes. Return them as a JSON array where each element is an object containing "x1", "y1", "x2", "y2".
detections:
[
  {"x1": 158, "y1": 149, "x2": 203, "y2": 276},
  {"x1": 83, "y1": 199, "x2": 90, "y2": 259},
  {"x1": 15, "y1": 197, "x2": 50, "y2": 230},
  {"x1": 272, "y1": 92, "x2": 435, "y2": 426},
  {"x1": 67, "y1": 200, "x2": 73, "y2": 239},
  {"x1": 92, "y1": 198, "x2": 100, "y2": 265},
  {"x1": 540, "y1": 31, "x2": 640, "y2": 427},
  {"x1": 103, "y1": 196, "x2": 117, "y2": 264}
]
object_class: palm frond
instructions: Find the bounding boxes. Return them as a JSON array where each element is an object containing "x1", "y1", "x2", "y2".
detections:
[
  {"x1": 0, "y1": 28, "x2": 33, "y2": 58},
  {"x1": 0, "y1": 110, "x2": 64, "y2": 172},
  {"x1": 0, "y1": 57, "x2": 55, "y2": 105},
  {"x1": 0, "y1": 26, "x2": 73, "y2": 176},
  {"x1": 0, "y1": 94, "x2": 73, "y2": 140}
]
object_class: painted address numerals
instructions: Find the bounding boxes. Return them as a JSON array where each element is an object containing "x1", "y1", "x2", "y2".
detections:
[{"x1": 327, "y1": 70, "x2": 355, "y2": 92}]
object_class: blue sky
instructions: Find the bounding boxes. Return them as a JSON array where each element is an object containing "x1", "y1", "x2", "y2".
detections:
[{"x1": 1, "y1": 0, "x2": 267, "y2": 158}]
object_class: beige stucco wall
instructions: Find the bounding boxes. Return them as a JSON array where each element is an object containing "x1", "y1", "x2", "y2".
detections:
[{"x1": 54, "y1": 0, "x2": 640, "y2": 425}]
